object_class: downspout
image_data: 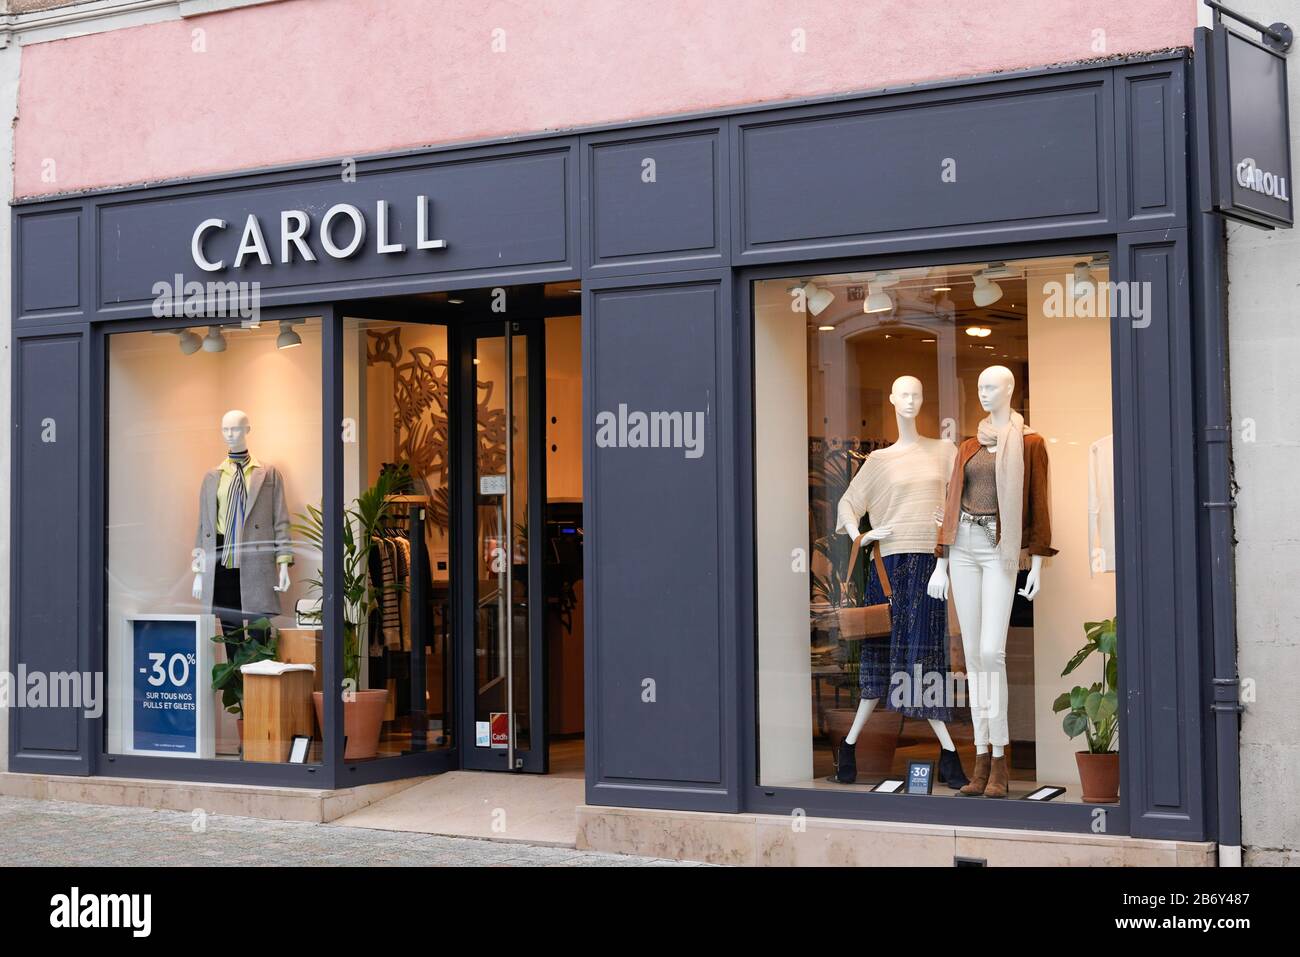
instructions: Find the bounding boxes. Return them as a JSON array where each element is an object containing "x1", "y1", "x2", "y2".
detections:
[{"x1": 1191, "y1": 27, "x2": 1244, "y2": 868}]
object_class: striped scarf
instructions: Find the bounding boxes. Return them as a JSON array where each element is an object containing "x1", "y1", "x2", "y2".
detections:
[{"x1": 222, "y1": 450, "x2": 251, "y2": 569}]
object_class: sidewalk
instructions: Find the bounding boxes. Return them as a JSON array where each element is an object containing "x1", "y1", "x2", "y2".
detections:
[{"x1": 0, "y1": 796, "x2": 698, "y2": 867}]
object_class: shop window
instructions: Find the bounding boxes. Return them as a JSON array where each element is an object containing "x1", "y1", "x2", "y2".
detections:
[
  {"x1": 755, "y1": 255, "x2": 1120, "y2": 805},
  {"x1": 106, "y1": 319, "x2": 323, "y2": 764}
]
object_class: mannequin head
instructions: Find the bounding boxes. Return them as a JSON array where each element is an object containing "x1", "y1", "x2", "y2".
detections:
[
  {"x1": 221, "y1": 409, "x2": 251, "y2": 453},
  {"x1": 976, "y1": 366, "x2": 1015, "y2": 415},
  {"x1": 889, "y1": 375, "x2": 924, "y2": 419}
]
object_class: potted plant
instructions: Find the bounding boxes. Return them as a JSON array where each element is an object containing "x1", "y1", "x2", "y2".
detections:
[
  {"x1": 293, "y1": 468, "x2": 405, "y2": 760},
  {"x1": 210, "y1": 618, "x2": 278, "y2": 751},
  {"x1": 1052, "y1": 616, "x2": 1119, "y2": 803}
]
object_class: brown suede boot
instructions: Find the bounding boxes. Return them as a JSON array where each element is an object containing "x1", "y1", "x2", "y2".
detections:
[
  {"x1": 959, "y1": 752, "x2": 990, "y2": 796},
  {"x1": 984, "y1": 754, "x2": 1009, "y2": 799}
]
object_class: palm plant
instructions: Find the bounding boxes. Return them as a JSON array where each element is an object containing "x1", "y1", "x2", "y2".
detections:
[{"x1": 291, "y1": 468, "x2": 406, "y2": 687}]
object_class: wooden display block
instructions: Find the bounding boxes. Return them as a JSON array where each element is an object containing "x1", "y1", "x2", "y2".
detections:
[
  {"x1": 242, "y1": 669, "x2": 315, "y2": 763},
  {"x1": 277, "y1": 628, "x2": 323, "y2": 692}
]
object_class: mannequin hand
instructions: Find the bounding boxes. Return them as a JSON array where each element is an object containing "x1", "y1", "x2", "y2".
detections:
[
  {"x1": 926, "y1": 560, "x2": 950, "y2": 600},
  {"x1": 191, "y1": 574, "x2": 203, "y2": 601},
  {"x1": 1018, "y1": 556, "x2": 1044, "y2": 601},
  {"x1": 275, "y1": 564, "x2": 291, "y2": 593},
  {"x1": 857, "y1": 526, "x2": 892, "y2": 543}
]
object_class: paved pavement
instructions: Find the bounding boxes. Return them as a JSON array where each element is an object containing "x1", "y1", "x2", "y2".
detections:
[{"x1": 0, "y1": 796, "x2": 697, "y2": 867}]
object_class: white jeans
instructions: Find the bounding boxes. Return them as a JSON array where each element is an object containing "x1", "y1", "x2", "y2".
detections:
[{"x1": 948, "y1": 519, "x2": 1017, "y2": 748}]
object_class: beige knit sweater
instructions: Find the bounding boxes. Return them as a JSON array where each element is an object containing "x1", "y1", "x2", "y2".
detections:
[{"x1": 836, "y1": 437, "x2": 957, "y2": 557}]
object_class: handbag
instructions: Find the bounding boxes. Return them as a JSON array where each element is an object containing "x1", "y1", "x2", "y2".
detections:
[{"x1": 835, "y1": 534, "x2": 893, "y2": 640}]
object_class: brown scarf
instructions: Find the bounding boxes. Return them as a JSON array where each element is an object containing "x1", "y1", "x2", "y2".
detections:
[{"x1": 976, "y1": 410, "x2": 1030, "y2": 571}]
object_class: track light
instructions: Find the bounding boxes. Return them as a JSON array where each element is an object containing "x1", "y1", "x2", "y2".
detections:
[
  {"x1": 804, "y1": 282, "x2": 835, "y2": 317},
  {"x1": 178, "y1": 329, "x2": 202, "y2": 355},
  {"x1": 972, "y1": 272, "x2": 1003, "y2": 307},
  {"x1": 1072, "y1": 261, "x2": 1096, "y2": 299},
  {"x1": 863, "y1": 282, "x2": 894, "y2": 314},
  {"x1": 202, "y1": 326, "x2": 227, "y2": 353},
  {"x1": 276, "y1": 320, "x2": 303, "y2": 350}
]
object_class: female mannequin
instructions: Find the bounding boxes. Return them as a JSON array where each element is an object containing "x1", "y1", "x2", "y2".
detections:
[
  {"x1": 830, "y1": 376, "x2": 967, "y2": 788},
  {"x1": 928, "y1": 366, "x2": 1056, "y2": 798}
]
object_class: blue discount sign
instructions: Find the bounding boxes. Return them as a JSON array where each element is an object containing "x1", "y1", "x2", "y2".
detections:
[{"x1": 132, "y1": 619, "x2": 200, "y2": 753}]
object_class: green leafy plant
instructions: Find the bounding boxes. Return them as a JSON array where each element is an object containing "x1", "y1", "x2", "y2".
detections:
[
  {"x1": 1051, "y1": 616, "x2": 1119, "y2": 754},
  {"x1": 210, "y1": 618, "x2": 278, "y2": 717},
  {"x1": 291, "y1": 468, "x2": 406, "y2": 687}
]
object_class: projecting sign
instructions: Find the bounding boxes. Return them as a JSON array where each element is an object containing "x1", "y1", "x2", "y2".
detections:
[{"x1": 1202, "y1": 24, "x2": 1294, "y2": 228}]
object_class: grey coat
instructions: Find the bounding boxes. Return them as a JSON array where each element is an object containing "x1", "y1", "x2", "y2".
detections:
[{"x1": 195, "y1": 462, "x2": 293, "y2": 617}]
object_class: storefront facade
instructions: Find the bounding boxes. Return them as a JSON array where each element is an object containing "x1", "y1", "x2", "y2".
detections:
[{"x1": 7, "y1": 39, "x2": 1245, "y2": 855}]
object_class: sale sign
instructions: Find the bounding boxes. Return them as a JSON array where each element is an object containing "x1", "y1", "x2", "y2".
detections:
[{"x1": 131, "y1": 618, "x2": 202, "y2": 754}]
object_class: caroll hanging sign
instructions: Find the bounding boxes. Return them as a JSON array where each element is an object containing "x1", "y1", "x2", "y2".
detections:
[
  {"x1": 191, "y1": 196, "x2": 448, "y2": 272},
  {"x1": 1201, "y1": 16, "x2": 1294, "y2": 229}
]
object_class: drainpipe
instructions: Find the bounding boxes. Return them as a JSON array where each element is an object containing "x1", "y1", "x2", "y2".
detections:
[{"x1": 1191, "y1": 27, "x2": 1244, "y2": 868}]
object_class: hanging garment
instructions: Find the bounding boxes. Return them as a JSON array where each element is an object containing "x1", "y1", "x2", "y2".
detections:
[{"x1": 1088, "y1": 434, "x2": 1116, "y2": 576}]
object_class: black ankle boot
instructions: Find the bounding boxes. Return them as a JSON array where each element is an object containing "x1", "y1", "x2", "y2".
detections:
[
  {"x1": 937, "y1": 747, "x2": 969, "y2": 789},
  {"x1": 829, "y1": 739, "x2": 858, "y2": 784}
]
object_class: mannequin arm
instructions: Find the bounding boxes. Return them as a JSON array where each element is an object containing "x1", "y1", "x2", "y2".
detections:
[
  {"x1": 1018, "y1": 554, "x2": 1045, "y2": 601},
  {"x1": 926, "y1": 556, "x2": 949, "y2": 600}
]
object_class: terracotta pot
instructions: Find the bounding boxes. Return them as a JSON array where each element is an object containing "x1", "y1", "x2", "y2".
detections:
[
  {"x1": 826, "y1": 706, "x2": 904, "y2": 777},
  {"x1": 312, "y1": 690, "x2": 390, "y2": 760},
  {"x1": 1076, "y1": 750, "x2": 1120, "y2": 803}
]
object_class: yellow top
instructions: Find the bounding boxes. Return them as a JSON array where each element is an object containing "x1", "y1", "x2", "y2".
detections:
[{"x1": 217, "y1": 453, "x2": 293, "y2": 565}]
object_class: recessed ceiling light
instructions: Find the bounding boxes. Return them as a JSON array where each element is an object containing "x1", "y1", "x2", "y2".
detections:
[
  {"x1": 933, "y1": 286, "x2": 952, "y2": 293},
  {"x1": 922, "y1": 338, "x2": 936, "y2": 343},
  {"x1": 448, "y1": 298, "x2": 465, "y2": 305},
  {"x1": 965, "y1": 326, "x2": 992, "y2": 338},
  {"x1": 818, "y1": 325, "x2": 835, "y2": 332}
]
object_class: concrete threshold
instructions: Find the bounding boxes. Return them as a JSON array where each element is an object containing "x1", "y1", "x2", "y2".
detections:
[
  {"x1": 576, "y1": 805, "x2": 1220, "y2": 867},
  {"x1": 0, "y1": 771, "x2": 429, "y2": 824}
]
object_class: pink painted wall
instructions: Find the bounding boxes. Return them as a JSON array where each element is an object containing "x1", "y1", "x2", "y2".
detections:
[{"x1": 15, "y1": 0, "x2": 1197, "y2": 198}]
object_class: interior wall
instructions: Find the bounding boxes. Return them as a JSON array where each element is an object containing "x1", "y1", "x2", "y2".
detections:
[
  {"x1": 105, "y1": 321, "x2": 323, "y2": 751},
  {"x1": 1026, "y1": 275, "x2": 1117, "y2": 784},
  {"x1": 755, "y1": 281, "x2": 814, "y2": 784},
  {"x1": 545, "y1": 314, "x2": 583, "y2": 503}
]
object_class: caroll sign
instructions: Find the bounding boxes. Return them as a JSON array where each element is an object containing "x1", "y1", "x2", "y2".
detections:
[
  {"x1": 191, "y1": 196, "x2": 448, "y2": 272},
  {"x1": 1235, "y1": 157, "x2": 1291, "y2": 201}
]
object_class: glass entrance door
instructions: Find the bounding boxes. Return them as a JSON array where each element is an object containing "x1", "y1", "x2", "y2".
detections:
[{"x1": 456, "y1": 319, "x2": 548, "y2": 772}]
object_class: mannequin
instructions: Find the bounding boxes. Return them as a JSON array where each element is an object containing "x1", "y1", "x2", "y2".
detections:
[
  {"x1": 830, "y1": 376, "x2": 967, "y2": 788},
  {"x1": 192, "y1": 410, "x2": 292, "y2": 660},
  {"x1": 927, "y1": 366, "x2": 1056, "y2": 798}
]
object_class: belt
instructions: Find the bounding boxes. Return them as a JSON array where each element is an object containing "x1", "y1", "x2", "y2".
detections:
[{"x1": 960, "y1": 511, "x2": 998, "y2": 548}]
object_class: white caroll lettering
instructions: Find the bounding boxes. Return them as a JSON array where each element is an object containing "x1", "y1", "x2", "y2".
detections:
[
  {"x1": 190, "y1": 197, "x2": 448, "y2": 271},
  {"x1": 320, "y1": 203, "x2": 366, "y2": 258},
  {"x1": 1236, "y1": 157, "x2": 1291, "y2": 201},
  {"x1": 233, "y1": 214, "x2": 272, "y2": 267},
  {"x1": 192, "y1": 218, "x2": 227, "y2": 272}
]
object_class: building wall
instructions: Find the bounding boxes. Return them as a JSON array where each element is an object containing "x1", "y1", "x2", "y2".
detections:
[
  {"x1": 11, "y1": 0, "x2": 1198, "y2": 198},
  {"x1": 1227, "y1": 0, "x2": 1300, "y2": 869}
]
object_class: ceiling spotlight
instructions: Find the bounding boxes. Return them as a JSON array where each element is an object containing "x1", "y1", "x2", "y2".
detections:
[
  {"x1": 965, "y1": 326, "x2": 992, "y2": 338},
  {"x1": 817, "y1": 324, "x2": 835, "y2": 332},
  {"x1": 1072, "y1": 261, "x2": 1096, "y2": 299},
  {"x1": 802, "y1": 282, "x2": 835, "y2": 317},
  {"x1": 276, "y1": 320, "x2": 303, "y2": 350},
  {"x1": 864, "y1": 282, "x2": 894, "y2": 314},
  {"x1": 178, "y1": 329, "x2": 202, "y2": 355},
  {"x1": 202, "y1": 326, "x2": 227, "y2": 353},
  {"x1": 972, "y1": 272, "x2": 1003, "y2": 307}
]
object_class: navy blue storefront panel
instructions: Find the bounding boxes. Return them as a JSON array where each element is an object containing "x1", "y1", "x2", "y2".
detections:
[
  {"x1": 583, "y1": 272, "x2": 739, "y2": 810},
  {"x1": 733, "y1": 73, "x2": 1115, "y2": 263},
  {"x1": 9, "y1": 334, "x2": 89, "y2": 773}
]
